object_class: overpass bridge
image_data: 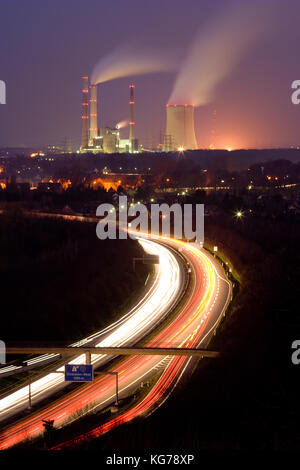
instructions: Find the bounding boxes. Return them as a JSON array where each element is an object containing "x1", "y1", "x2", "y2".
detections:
[{"x1": 5, "y1": 346, "x2": 219, "y2": 359}]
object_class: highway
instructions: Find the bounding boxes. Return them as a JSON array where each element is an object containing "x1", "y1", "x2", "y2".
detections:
[
  {"x1": 0, "y1": 238, "x2": 182, "y2": 418},
  {"x1": 0, "y1": 238, "x2": 184, "y2": 380},
  {"x1": 0, "y1": 235, "x2": 231, "y2": 450}
]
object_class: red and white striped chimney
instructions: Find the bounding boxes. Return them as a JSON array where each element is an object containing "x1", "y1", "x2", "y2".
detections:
[
  {"x1": 129, "y1": 84, "x2": 135, "y2": 153},
  {"x1": 89, "y1": 84, "x2": 98, "y2": 145},
  {"x1": 81, "y1": 76, "x2": 89, "y2": 149}
]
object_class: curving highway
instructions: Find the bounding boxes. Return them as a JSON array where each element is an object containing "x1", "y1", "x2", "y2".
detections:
[{"x1": 0, "y1": 234, "x2": 231, "y2": 450}]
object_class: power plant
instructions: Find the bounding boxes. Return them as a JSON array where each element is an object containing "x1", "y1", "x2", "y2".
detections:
[
  {"x1": 163, "y1": 104, "x2": 198, "y2": 151},
  {"x1": 80, "y1": 77, "x2": 139, "y2": 154},
  {"x1": 80, "y1": 77, "x2": 198, "y2": 154}
]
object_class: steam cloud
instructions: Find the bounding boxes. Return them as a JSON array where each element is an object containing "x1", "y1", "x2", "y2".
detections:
[
  {"x1": 116, "y1": 120, "x2": 129, "y2": 129},
  {"x1": 169, "y1": 0, "x2": 275, "y2": 106},
  {"x1": 91, "y1": 44, "x2": 178, "y2": 85}
]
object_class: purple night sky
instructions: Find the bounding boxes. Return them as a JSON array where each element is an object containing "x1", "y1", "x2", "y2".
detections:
[{"x1": 0, "y1": 0, "x2": 300, "y2": 150}]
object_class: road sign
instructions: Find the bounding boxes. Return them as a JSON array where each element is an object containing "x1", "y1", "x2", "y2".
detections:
[{"x1": 65, "y1": 364, "x2": 93, "y2": 382}]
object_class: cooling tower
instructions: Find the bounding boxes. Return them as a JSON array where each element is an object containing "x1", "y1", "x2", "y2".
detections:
[
  {"x1": 81, "y1": 76, "x2": 89, "y2": 149},
  {"x1": 89, "y1": 84, "x2": 98, "y2": 144},
  {"x1": 164, "y1": 104, "x2": 197, "y2": 151}
]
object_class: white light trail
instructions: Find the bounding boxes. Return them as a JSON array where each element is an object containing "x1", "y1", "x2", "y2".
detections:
[{"x1": 0, "y1": 240, "x2": 181, "y2": 419}]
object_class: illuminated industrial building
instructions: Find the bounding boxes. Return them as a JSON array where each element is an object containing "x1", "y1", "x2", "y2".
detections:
[{"x1": 80, "y1": 78, "x2": 139, "y2": 154}]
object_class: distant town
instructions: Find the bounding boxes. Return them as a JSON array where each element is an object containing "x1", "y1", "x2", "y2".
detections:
[{"x1": 0, "y1": 148, "x2": 299, "y2": 220}]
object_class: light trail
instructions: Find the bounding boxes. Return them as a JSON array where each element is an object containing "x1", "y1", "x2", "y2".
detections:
[
  {"x1": 0, "y1": 239, "x2": 181, "y2": 420},
  {"x1": 0, "y1": 235, "x2": 231, "y2": 450},
  {"x1": 0, "y1": 240, "x2": 169, "y2": 376}
]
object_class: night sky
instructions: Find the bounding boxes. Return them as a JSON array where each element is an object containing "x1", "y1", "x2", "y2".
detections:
[{"x1": 0, "y1": 0, "x2": 300, "y2": 150}]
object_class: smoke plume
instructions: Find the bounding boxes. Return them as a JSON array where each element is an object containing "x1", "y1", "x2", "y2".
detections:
[
  {"x1": 91, "y1": 44, "x2": 178, "y2": 85},
  {"x1": 169, "y1": 0, "x2": 275, "y2": 106},
  {"x1": 116, "y1": 120, "x2": 129, "y2": 129}
]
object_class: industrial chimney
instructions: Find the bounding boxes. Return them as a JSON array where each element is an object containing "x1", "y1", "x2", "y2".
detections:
[
  {"x1": 129, "y1": 84, "x2": 135, "y2": 153},
  {"x1": 164, "y1": 104, "x2": 197, "y2": 151},
  {"x1": 89, "y1": 84, "x2": 98, "y2": 145},
  {"x1": 81, "y1": 76, "x2": 89, "y2": 149}
]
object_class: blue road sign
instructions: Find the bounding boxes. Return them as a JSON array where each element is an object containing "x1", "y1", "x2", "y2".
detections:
[{"x1": 65, "y1": 364, "x2": 93, "y2": 382}]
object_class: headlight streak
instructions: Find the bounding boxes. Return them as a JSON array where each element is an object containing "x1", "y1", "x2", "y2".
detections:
[
  {"x1": 0, "y1": 240, "x2": 180, "y2": 420},
  {"x1": 0, "y1": 241, "x2": 172, "y2": 375},
  {"x1": 0, "y1": 235, "x2": 231, "y2": 450}
]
